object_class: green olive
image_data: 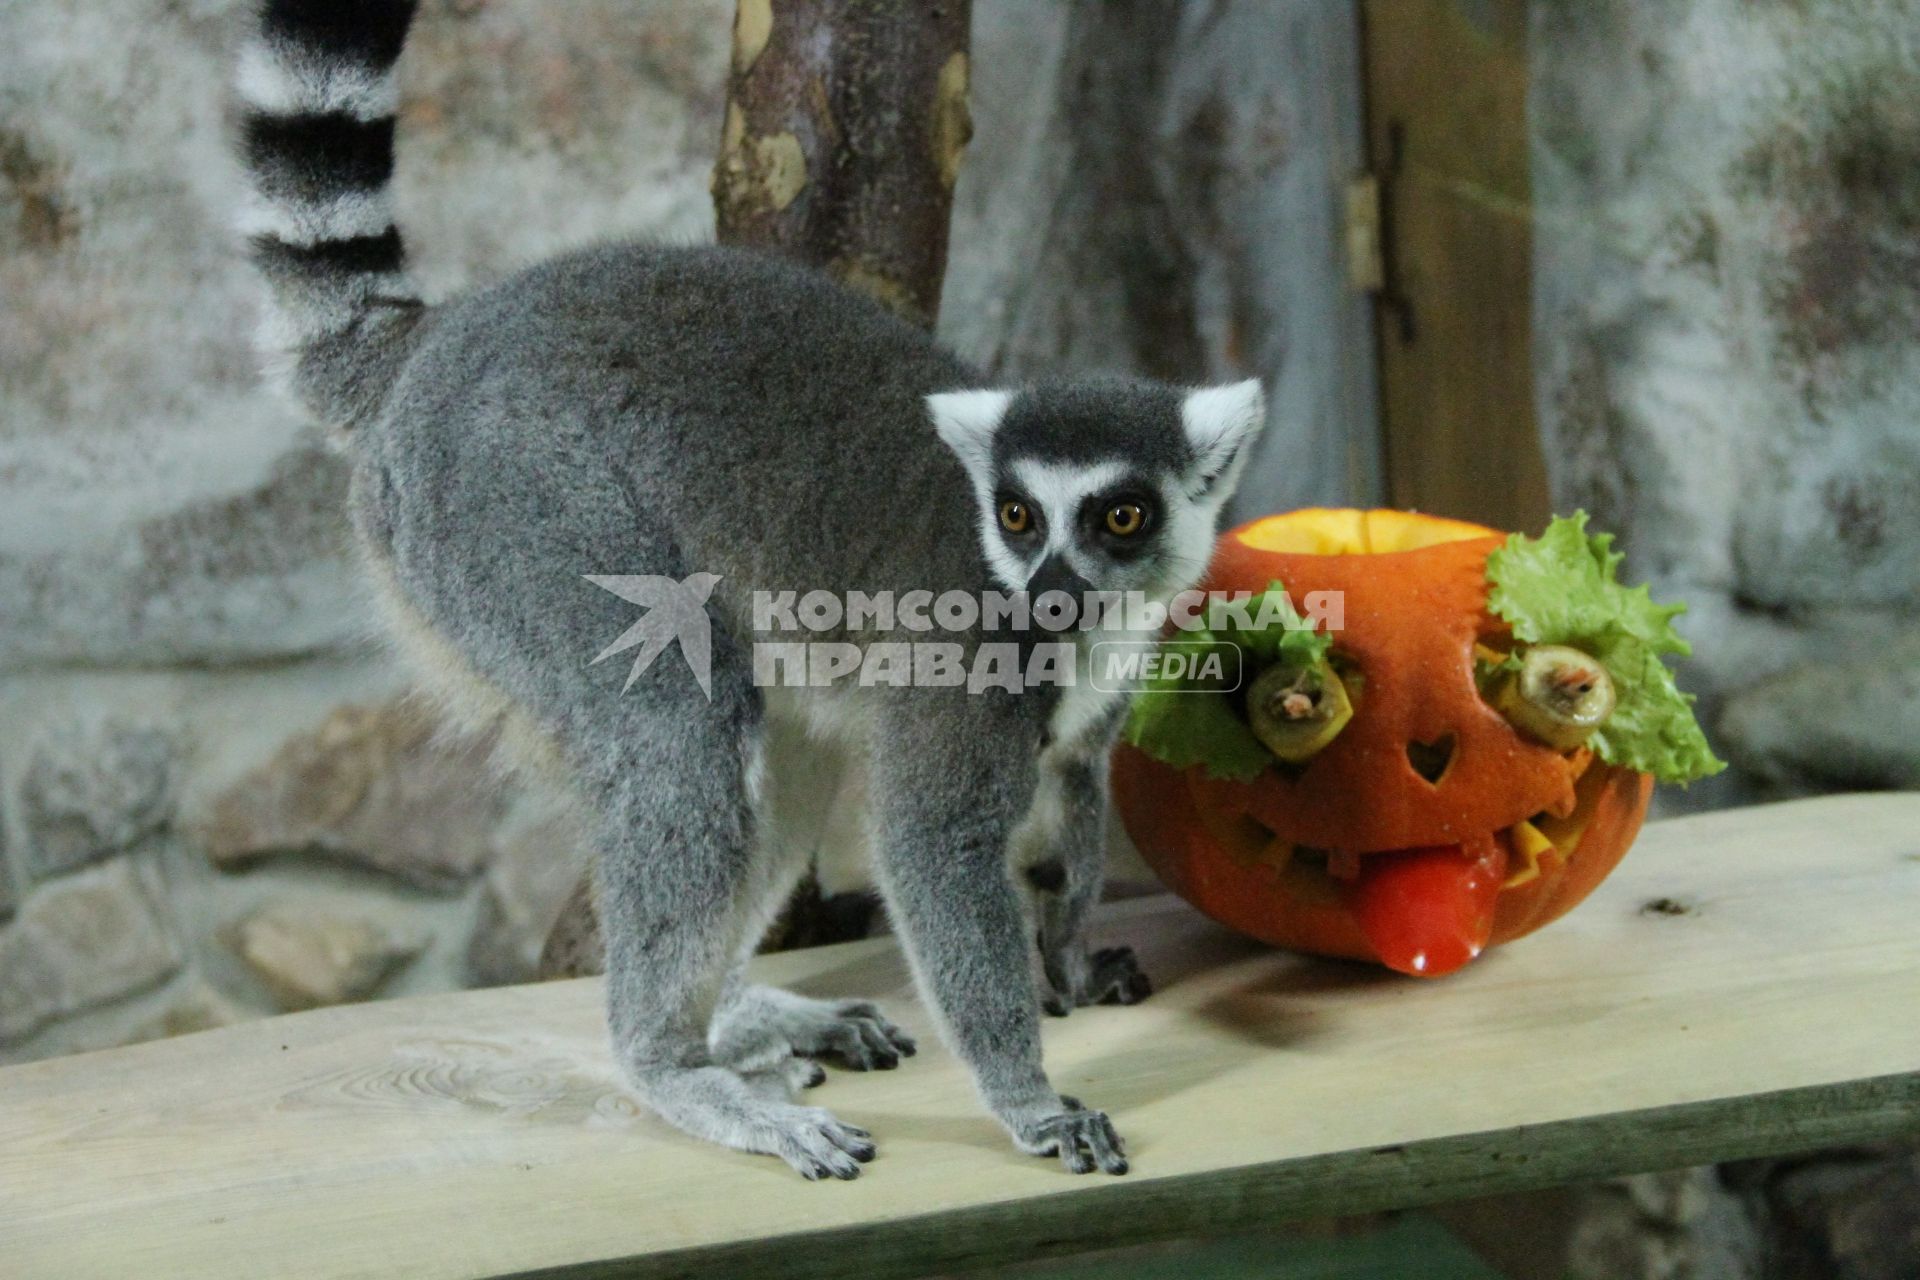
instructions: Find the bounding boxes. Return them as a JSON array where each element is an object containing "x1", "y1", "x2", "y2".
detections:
[
  {"x1": 1494, "y1": 644, "x2": 1616, "y2": 750},
  {"x1": 1247, "y1": 658, "x2": 1354, "y2": 764}
]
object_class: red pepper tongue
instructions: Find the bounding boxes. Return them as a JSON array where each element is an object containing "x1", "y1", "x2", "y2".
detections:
[{"x1": 1348, "y1": 840, "x2": 1507, "y2": 977}]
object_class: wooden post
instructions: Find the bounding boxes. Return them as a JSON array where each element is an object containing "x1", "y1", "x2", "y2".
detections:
[
  {"x1": 712, "y1": 0, "x2": 973, "y2": 328},
  {"x1": 1361, "y1": 0, "x2": 1549, "y2": 534}
]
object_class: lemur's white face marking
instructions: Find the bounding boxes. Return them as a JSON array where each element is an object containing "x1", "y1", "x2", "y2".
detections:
[
  {"x1": 1006, "y1": 458, "x2": 1131, "y2": 591},
  {"x1": 928, "y1": 379, "x2": 1267, "y2": 601}
]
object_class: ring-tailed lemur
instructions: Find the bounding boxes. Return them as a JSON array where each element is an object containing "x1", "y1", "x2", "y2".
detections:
[{"x1": 236, "y1": 0, "x2": 1265, "y2": 1179}]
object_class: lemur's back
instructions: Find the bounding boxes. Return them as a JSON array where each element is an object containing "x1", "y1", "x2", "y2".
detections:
[{"x1": 363, "y1": 241, "x2": 988, "y2": 629}]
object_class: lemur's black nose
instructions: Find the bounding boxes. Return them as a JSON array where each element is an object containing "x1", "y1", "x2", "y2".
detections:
[{"x1": 1024, "y1": 555, "x2": 1093, "y2": 623}]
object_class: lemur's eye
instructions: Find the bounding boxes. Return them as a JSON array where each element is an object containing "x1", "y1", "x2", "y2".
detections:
[
  {"x1": 1105, "y1": 502, "x2": 1146, "y2": 536},
  {"x1": 999, "y1": 500, "x2": 1032, "y2": 534}
]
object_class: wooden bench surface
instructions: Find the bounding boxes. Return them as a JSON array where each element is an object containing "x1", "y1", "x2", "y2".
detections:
[{"x1": 3, "y1": 794, "x2": 1918, "y2": 1279}]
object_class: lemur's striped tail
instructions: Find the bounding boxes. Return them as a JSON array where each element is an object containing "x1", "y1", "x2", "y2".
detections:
[{"x1": 236, "y1": 0, "x2": 424, "y2": 425}]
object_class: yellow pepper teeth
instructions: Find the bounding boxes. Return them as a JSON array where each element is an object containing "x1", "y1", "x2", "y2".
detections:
[
  {"x1": 1504, "y1": 818, "x2": 1557, "y2": 888},
  {"x1": 1239, "y1": 771, "x2": 1597, "y2": 894},
  {"x1": 1256, "y1": 836, "x2": 1294, "y2": 874}
]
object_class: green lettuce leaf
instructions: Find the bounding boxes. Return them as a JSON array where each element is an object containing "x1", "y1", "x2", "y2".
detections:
[
  {"x1": 1485, "y1": 512, "x2": 1725, "y2": 784},
  {"x1": 1123, "y1": 582, "x2": 1324, "y2": 781},
  {"x1": 1217, "y1": 584, "x2": 1333, "y2": 671}
]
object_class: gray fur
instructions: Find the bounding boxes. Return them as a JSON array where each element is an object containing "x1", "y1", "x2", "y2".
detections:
[
  {"x1": 235, "y1": 1, "x2": 1265, "y2": 1180},
  {"x1": 1023, "y1": 702, "x2": 1150, "y2": 1017}
]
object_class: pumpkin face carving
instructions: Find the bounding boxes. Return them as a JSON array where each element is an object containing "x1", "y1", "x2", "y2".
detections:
[{"x1": 1113, "y1": 508, "x2": 1656, "y2": 976}]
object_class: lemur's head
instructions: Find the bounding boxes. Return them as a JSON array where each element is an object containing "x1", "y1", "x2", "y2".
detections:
[{"x1": 928, "y1": 378, "x2": 1266, "y2": 601}]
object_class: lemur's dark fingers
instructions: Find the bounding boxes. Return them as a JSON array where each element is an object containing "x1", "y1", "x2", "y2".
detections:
[
  {"x1": 864, "y1": 1013, "x2": 918, "y2": 1058},
  {"x1": 1084, "y1": 1111, "x2": 1129, "y2": 1174},
  {"x1": 821, "y1": 1120, "x2": 878, "y2": 1164},
  {"x1": 831, "y1": 999, "x2": 917, "y2": 1059},
  {"x1": 770, "y1": 1111, "x2": 870, "y2": 1181},
  {"x1": 850, "y1": 1017, "x2": 902, "y2": 1069},
  {"x1": 1034, "y1": 1104, "x2": 1128, "y2": 1176},
  {"x1": 822, "y1": 1025, "x2": 897, "y2": 1071},
  {"x1": 1088, "y1": 946, "x2": 1152, "y2": 1006},
  {"x1": 881, "y1": 1022, "x2": 918, "y2": 1057}
]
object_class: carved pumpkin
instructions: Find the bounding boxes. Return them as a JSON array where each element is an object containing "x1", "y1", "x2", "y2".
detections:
[{"x1": 1113, "y1": 508, "x2": 1659, "y2": 977}]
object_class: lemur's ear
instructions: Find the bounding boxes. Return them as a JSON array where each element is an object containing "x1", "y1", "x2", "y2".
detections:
[
  {"x1": 1182, "y1": 379, "x2": 1266, "y2": 492},
  {"x1": 927, "y1": 389, "x2": 1014, "y2": 483}
]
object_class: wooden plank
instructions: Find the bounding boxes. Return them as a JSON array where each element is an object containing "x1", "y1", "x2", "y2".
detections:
[
  {"x1": 2, "y1": 794, "x2": 1918, "y2": 1280},
  {"x1": 1361, "y1": 0, "x2": 1551, "y2": 533}
]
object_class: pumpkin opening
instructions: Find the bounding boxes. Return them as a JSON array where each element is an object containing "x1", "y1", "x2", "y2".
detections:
[
  {"x1": 1405, "y1": 735, "x2": 1457, "y2": 785},
  {"x1": 1236, "y1": 507, "x2": 1497, "y2": 556}
]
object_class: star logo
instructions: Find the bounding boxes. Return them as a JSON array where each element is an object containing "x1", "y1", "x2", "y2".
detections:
[{"x1": 585, "y1": 573, "x2": 723, "y2": 699}]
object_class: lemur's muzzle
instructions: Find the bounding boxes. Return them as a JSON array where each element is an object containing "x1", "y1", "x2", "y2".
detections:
[{"x1": 1024, "y1": 555, "x2": 1094, "y2": 629}]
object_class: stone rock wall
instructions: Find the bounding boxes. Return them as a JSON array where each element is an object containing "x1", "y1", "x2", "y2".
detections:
[
  {"x1": 0, "y1": 666, "x2": 595, "y2": 1061},
  {"x1": 0, "y1": 0, "x2": 730, "y2": 1063},
  {"x1": 1531, "y1": 0, "x2": 1920, "y2": 808}
]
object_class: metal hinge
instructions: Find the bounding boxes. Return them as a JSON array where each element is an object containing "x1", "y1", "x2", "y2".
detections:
[{"x1": 1349, "y1": 122, "x2": 1415, "y2": 342}]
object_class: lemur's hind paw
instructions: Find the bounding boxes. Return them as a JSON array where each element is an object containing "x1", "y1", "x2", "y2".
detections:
[
  {"x1": 712, "y1": 987, "x2": 918, "y2": 1074},
  {"x1": 789, "y1": 998, "x2": 919, "y2": 1072},
  {"x1": 1042, "y1": 944, "x2": 1152, "y2": 1015},
  {"x1": 1013, "y1": 1096, "x2": 1129, "y2": 1175},
  {"x1": 741, "y1": 1055, "x2": 829, "y2": 1100},
  {"x1": 633, "y1": 1065, "x2": 875, "y2": 1180},
  {"x1": 765, "y1": 1105, "x2": 877, "y2": 1180}
]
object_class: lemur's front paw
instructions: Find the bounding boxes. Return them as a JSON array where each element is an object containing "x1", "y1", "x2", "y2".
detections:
[
  {"x1": 1011, "y1": 1096, "x2": 1129, "y2": 1175},
  {"x1": 1041, "y1": 944, "x2": 1153, "y2": 1016}
]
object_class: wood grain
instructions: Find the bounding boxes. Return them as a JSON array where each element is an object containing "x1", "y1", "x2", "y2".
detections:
[
  {"x1": 1362, "y1": 0, "x2": 1551, "y2": 534},
  {"x1": 3, "y1": 794, "x2": 1918, "y2": 1280}
]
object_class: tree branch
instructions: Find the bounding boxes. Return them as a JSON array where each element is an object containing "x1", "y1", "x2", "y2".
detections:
[{"x1": 712, "y1": 0, "x2": 973, "y2": 327}]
